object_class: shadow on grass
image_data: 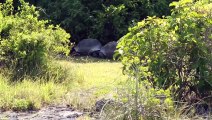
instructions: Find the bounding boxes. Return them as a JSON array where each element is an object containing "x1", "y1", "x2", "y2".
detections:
[{"x1": 56, "y1": 55, "x2": 120, "y2": 63}]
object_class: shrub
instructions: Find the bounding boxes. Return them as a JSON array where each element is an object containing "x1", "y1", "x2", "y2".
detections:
[
  {"x1": 117, "y1": 0, "x2": 212, "y2": 104},
  {"x1": 0, "y1": 0, "x2": 70, "y2": 80}
]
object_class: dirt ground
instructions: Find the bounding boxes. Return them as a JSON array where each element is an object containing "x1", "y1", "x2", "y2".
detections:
[{"x1": 0, "y1": 105, "x2": 85, "y2": 120}]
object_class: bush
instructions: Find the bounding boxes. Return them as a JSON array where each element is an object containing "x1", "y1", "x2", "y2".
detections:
[
  {"x1": 117, "y1": 0, "x2": 212, "y2": 104},
  {"x1": 0, "y1": 0, "x2": 70, "y2": 80}
]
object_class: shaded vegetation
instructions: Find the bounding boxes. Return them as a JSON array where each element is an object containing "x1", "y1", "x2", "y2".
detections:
[{"x1": 1, "y1": 0, "x2": 174, "y2": 43}]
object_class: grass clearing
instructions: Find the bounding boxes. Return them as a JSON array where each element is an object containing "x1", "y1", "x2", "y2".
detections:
[
  {"x1": 0, "y1": 56, "x2": 127, "y2": 111},
  {"x1": 59, "y1": 56, "x2": 127, "y2": 109},
  {"x1": 60, "y1": 57, "x2": 126, "y2": 89},
  {"x1": 1, "y1": 57, "x2": 210, "y2": 119}
]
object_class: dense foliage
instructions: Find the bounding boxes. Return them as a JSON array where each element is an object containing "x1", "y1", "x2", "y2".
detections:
[
  {"x1": 117, "y1": 0, "x2": 212, "y2": 104},
  {"x1": 2, "y1": 0, "x2": 174, "y2": 44},
  {"x1": 0, "y1": 0, "x2": 70, "y2": 79}
]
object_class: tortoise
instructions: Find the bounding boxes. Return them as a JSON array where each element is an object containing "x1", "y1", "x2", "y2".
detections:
[
  {"x1": 72, "y1": 38, "x2": 102, "y2": 57},
  {"x1": 99, "y1": 41, "x2": 117, "y2": 59}
]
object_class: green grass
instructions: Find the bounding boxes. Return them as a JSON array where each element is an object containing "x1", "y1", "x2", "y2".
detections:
[
  {"x1": 59, "y1": 56, "x2": 127, "y2": 109},
  {"x1": 0, "y1": 57, "x2": 210, "y2": 119},
  {"x1": 0, "y1": 75, "x2": 67, "y2": 111},
  {"x1": 62, "y1": 57, "x2": 126, "y2": 89},
  {"x1": 0, "y1": 56, "x2": 127, "y2": 111}
]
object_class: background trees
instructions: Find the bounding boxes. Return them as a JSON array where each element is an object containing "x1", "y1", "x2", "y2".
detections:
[{"x1": 0, "y1": 0, "x2": 174, "y2": 44}]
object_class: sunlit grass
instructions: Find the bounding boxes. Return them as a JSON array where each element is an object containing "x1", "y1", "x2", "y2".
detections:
[
  {"x1": 58, "y1": 56, "x2": 127, "y2": 109},
  {"x1": 0, "y1": 56, "x2": 127, "y2": 111},
  {"x1": 0, "y1": 75, "x2": 67, "y2": 111},
  {"x1": 59, "y1": 56, "x2": 126, "y2": 89}
]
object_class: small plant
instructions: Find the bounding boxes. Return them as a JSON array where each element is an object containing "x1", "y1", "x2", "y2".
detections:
[{"x1": 12, "y1": 99, "x2": 34, "y2": 111}]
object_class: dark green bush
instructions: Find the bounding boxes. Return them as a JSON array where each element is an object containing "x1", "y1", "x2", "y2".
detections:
[
  {"x1": 117, "y1": 0, "x2": 212, "y2": 103},
  {"x1": 0, "y1": 0, "x2": 70, "y2": 80}
]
